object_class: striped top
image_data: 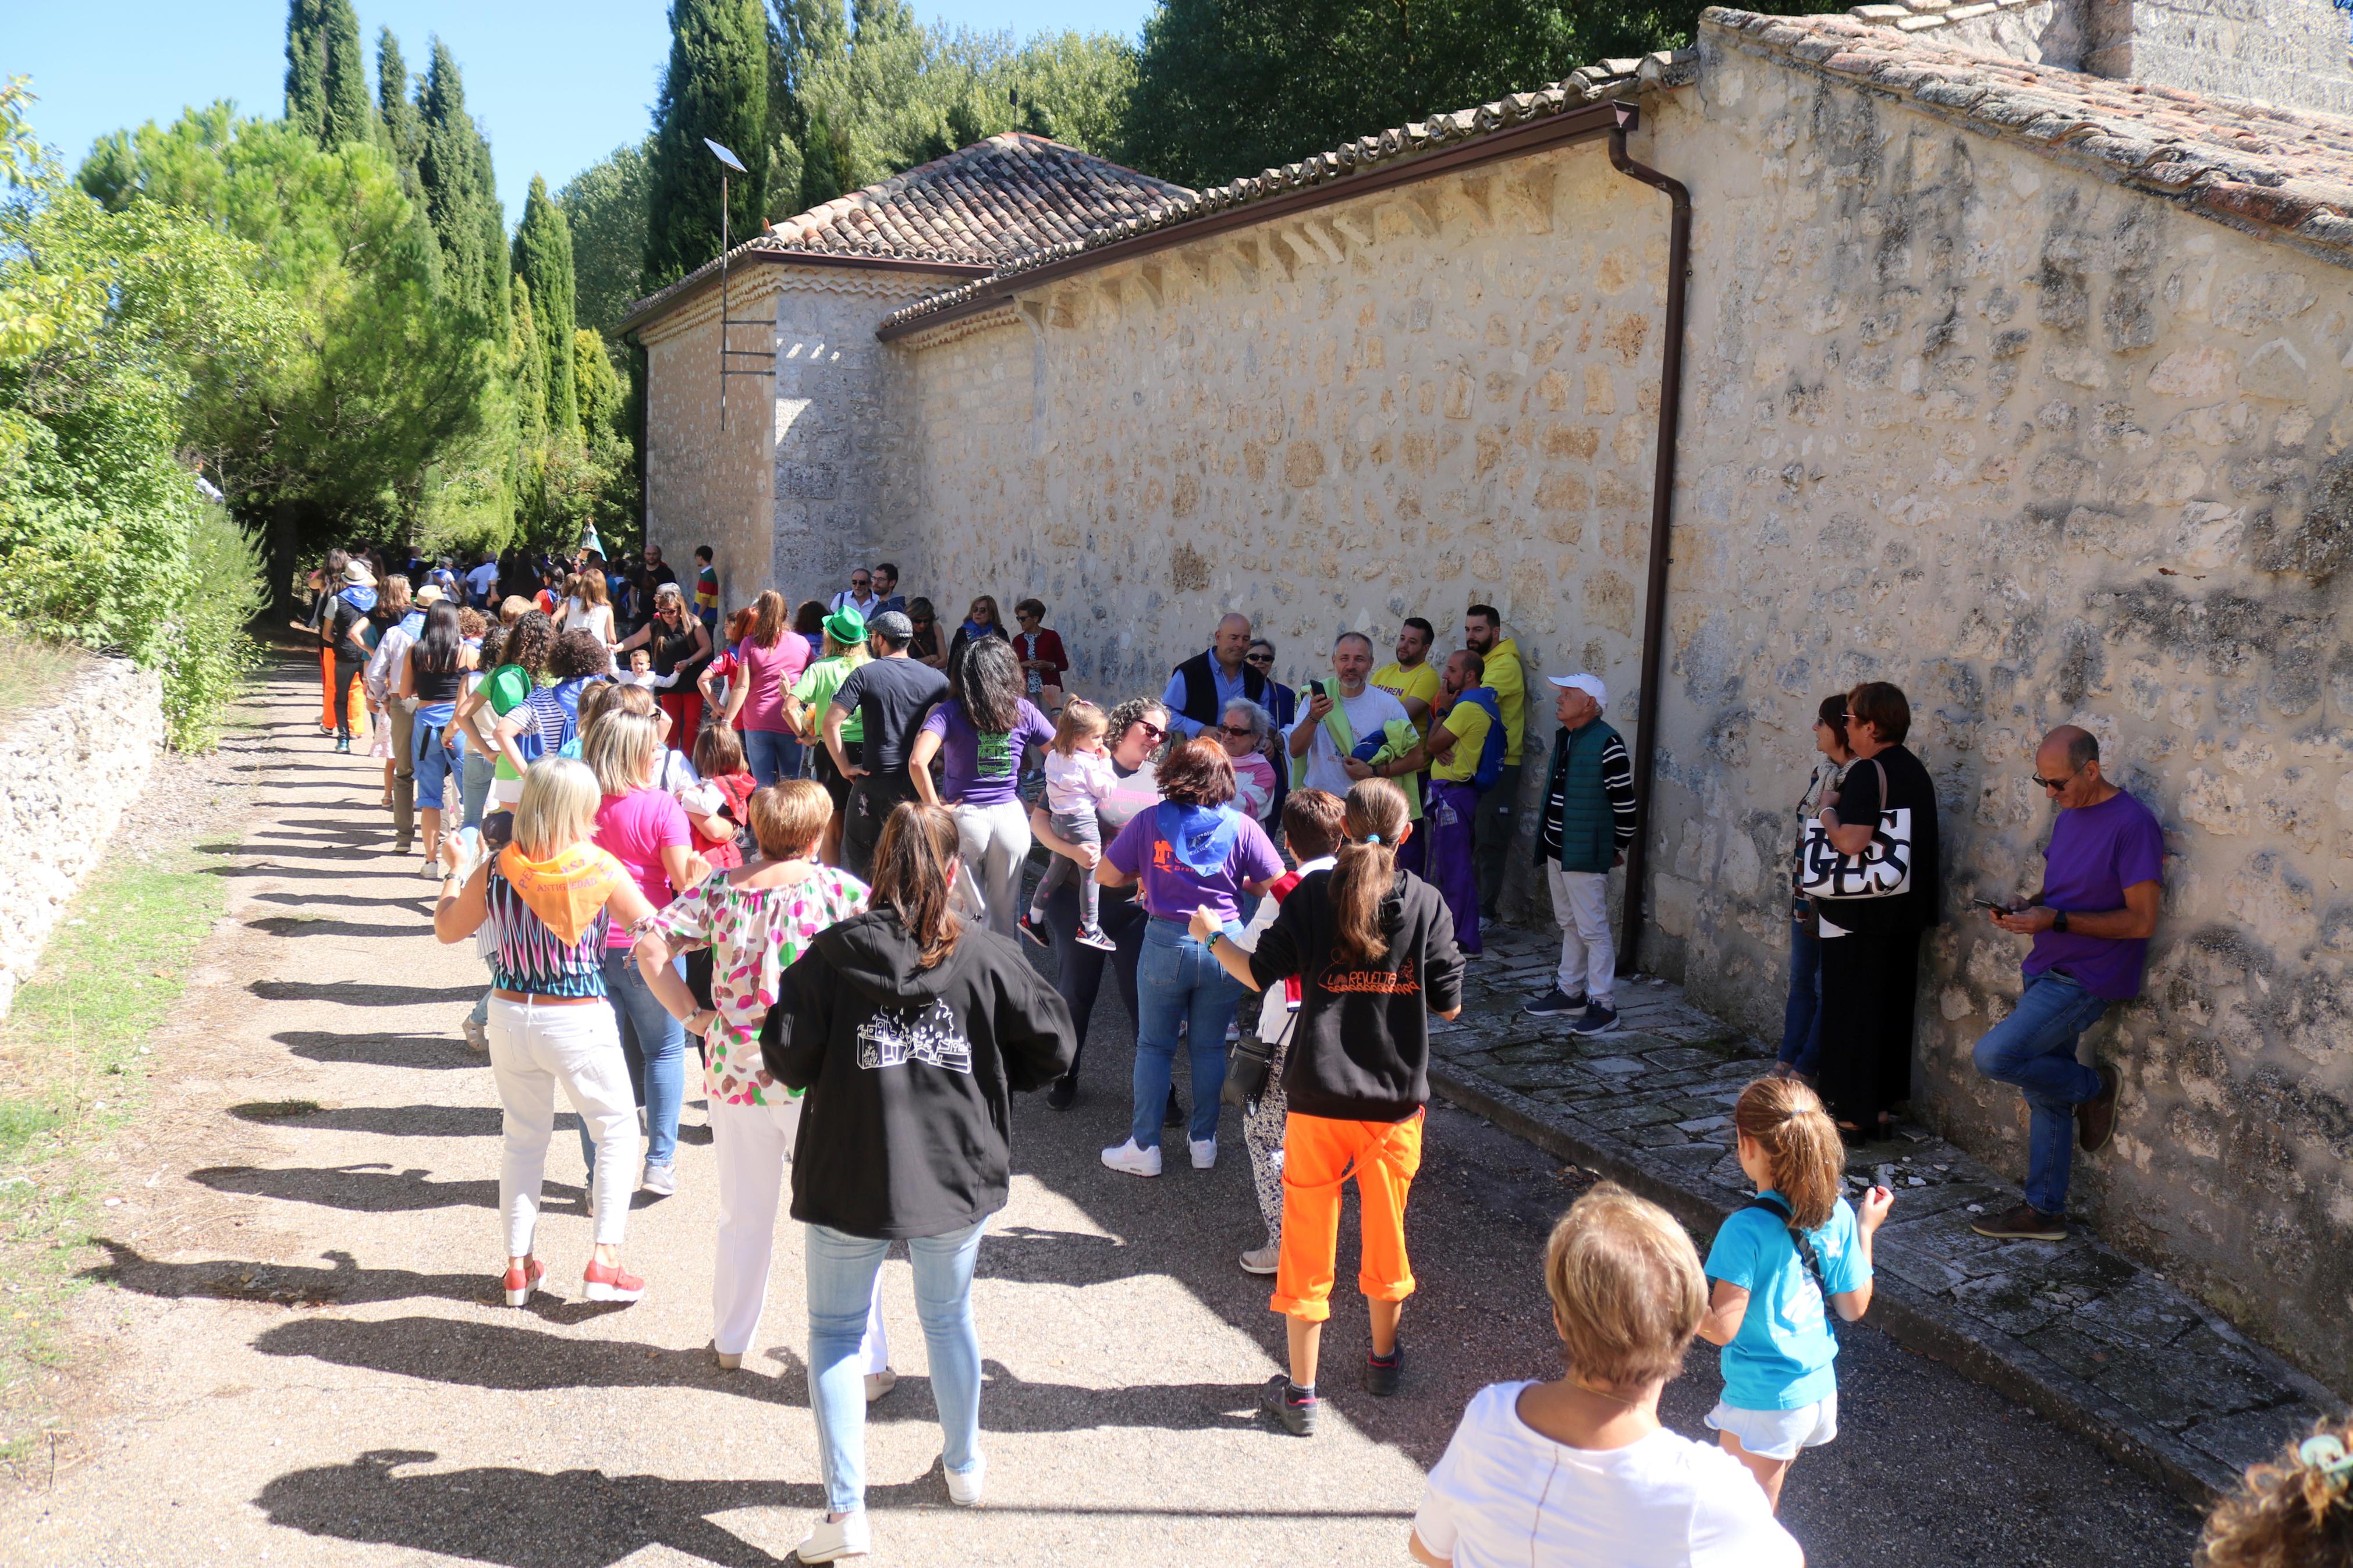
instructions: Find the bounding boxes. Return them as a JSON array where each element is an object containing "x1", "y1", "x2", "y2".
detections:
[{"x1": 484, "y1": 862, "x2": 616, "y2": 998}]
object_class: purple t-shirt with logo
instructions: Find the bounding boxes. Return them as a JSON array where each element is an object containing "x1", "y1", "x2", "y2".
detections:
[
  {"x1": 920, "y1": 698, "x2": 1055, "y2": 808},
  {"x1": 1104, "y1": 804, "x2": 1284, "y2": 924},
  {"x1": 2023, "y1": 789, "x2": 2164, "y2": 1000}
]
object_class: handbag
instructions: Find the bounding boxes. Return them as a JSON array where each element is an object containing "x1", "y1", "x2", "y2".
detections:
[
  {"x1": 1222, "y1": 1031, "x2": 1278, "y2": 1110},
  {"x1": 1794, "y1": 756, "x2": 1911, "y2": 901}
]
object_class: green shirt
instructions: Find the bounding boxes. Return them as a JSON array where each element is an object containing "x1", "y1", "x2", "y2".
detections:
[{"x1": 794, "y1": 654, "x2": 865, "y2": 744}]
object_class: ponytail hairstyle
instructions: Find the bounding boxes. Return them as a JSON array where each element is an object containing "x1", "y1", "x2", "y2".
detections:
[
  {"x1": 1053, "y1": 697, "x2": 1108, "y2": 757},
  {"x1": 748, "y1": 589, "x2": 787, "y2": 648},
  {"x1": 1330, "y1": 778, "x2": 1410, "y2": 967},
  {"x1": 1731, "y1": 1076, "x2": 1845, "y2": 1232},
  {"x1": 871, "y1": 801, "x2": 963, "y2": 970}
]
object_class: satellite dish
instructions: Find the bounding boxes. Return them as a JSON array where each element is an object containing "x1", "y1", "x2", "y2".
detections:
[{"x1": 704, "y1": 138, "x2": 747, "y2": 173}]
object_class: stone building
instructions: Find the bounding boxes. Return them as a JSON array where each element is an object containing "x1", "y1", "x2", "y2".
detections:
[{"x1": 623, "y1": 8, "x2": 2353, "y2": 1385}]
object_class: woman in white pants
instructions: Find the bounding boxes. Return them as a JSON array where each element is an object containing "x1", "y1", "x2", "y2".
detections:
[
  {"x1": 434, "y1": 757, "x2": 658, "y2": 1306},
  {"x1": 908, "y1": 635, "x2": 1055, "y2": 938},
  {"x1": 633, "y1": 779, "x2": 895, "y2": 1393}
]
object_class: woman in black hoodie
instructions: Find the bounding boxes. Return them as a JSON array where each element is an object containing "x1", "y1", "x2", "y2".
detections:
[
  {"x1": 1191, "y1": 778, "x2": 1463, "y2": 1439},
  {"x1": 761, "y1": 801, "x2": 1074, "y2": 1562}
]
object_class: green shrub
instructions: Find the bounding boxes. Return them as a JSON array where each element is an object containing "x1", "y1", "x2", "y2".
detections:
[{"x1": 159, "y1": 503, "x2": 262, "y2": 749}]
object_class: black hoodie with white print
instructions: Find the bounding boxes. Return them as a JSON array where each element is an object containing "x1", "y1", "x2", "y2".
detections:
[{"x1": 762, "y1": 910, "x2": 1076, "y2": 1240}]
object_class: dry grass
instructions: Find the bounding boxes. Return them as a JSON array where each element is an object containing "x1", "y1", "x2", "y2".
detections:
[{"x1": 0, "y1": 637, "x2": 91, "y2": 731}]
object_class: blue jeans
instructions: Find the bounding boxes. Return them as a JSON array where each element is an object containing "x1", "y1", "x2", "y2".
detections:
[
  {"x1": 807, "y1": 1218, "x2": 987, "y2": 1514},
  {"x1": 600, "y1": 948, "x2": 687, "y2": 1168},
  {"x1": 1777, "y1": 915, "x2": 1825, "y2": 1076},
  {"x1": 459, "y1": 748, "x2": 496, "y2": 830},
  {"x1": 744, "y1": 728, "x2": 803, "y2": 788},
  {"x1": 1131, "y1": 917, "x2": 1244, "y2": 1150},
  {"x1": 1971, "y1": 972, "x2": 2110, "y2": 1214}
]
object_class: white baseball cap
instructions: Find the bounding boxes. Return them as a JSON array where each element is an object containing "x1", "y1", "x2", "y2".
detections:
[{"x1": 1548, "y1": 673, "x2": 1607, "y2": 707}]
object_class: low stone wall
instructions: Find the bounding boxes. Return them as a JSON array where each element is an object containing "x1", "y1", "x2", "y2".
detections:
[{"x1": 0, "y1": 656, "x2": 167, "y2": 1017}]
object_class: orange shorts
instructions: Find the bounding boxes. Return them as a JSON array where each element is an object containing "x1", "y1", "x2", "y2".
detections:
[{"x1": 1269, "y1": 1108, "x2": 1424, "y2": 1323}]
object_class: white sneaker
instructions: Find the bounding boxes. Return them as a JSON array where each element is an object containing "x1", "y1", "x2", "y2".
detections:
[
  {"x1": 1239, "y1": 1242, "x2": 1280, "y2": 1275},
  {"x1": 864, "y1": 1367, "x2": 897, "y2": 1402},
  {"x1": 1190, "y1": 1137, "x2": 1217, "y2": 1169},
  {"x1": 794, "y1": 1512, "x2": 871, "y2": 1562},
  {"x1": 945, "y1": 1452, "x2": 986, "y2": 1507},
  {"x1": 641, "y1": 1161, "x2": 676, "y2": 1197},
  {"x1": 1101, "y1": 1139, "x2": 1162, "y2": 1177}
]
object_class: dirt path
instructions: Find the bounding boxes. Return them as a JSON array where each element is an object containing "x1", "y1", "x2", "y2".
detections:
[{"x1": 4, "y1": 660, "x2": 2202, "y2": 1567}]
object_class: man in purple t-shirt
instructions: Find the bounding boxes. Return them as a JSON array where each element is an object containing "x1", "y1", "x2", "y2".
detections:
[{"x1": 1969, "y1": 726, "x2": 2164, "y2": 1242}]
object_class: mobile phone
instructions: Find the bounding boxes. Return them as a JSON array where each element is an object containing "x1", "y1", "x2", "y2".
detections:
[{"x1": 1972, "y1": 897, "x2": 2009, "y2": 912}]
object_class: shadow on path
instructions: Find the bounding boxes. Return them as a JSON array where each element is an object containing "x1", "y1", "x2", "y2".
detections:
[
  {"x1": 228, "y1": 1102, "x2": 522, "y2": 1137},
  {"x1": 278, "y1": 1030, "x2": 482, "y2": 1070},
  {"x1": 253, "y1": 980, "x2": 483, "y2": 1007},
  {"x1": 84, "y1": 1242, "x2": 489, "y2": 1310},
  {"x1": 191, "y1": 1162, "x2": 503, "y2": 1212}
]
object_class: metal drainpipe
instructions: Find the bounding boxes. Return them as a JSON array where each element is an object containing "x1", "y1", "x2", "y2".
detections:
[{"x1": 1606, "y1": 101, "x2": 1691, "y2": 976}]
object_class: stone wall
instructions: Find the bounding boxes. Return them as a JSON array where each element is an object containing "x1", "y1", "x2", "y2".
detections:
[
  {"x1": 888, "y1": 45, "x2": 2353, "y2": 1383},
  {"x1": 641, "y1": 267, "x2": 783, "y2": 613},
  {"x1": 2089, "y1": 0, "x2": 2353, "y2": 113},
  {"x1": 0, "y1": 656, "x2": 166, "y2": 1018}
]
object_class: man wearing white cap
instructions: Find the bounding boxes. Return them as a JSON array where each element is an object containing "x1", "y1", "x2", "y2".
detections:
[{"x1": 1524, "y1": 673, "x2": 1635, "y2": 1035}]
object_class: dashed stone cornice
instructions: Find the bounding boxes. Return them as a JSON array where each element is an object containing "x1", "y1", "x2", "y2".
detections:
[
  {"x1": 1705, "y1": 8, "x2": 2353, "y2": 269},
  {"x1": 879, "y1": 49, "x2": 1698, "y2": 337}
]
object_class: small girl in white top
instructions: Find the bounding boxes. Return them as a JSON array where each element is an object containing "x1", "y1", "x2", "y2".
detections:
[
  {"x1": 1024, "y1": 698, "x2": 1118, "y2": 952},
  {"x1": 1410, "y1": 1183, "x2": 1803, "y2": 1568}
]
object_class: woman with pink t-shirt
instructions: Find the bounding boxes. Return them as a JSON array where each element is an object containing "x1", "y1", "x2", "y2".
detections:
[
  {"x1": 585, "y1": 706, "x2": 708, "y2": 1196},
  {"x1": 723, "y1": 589, "x2": 813, "y2": 788}
]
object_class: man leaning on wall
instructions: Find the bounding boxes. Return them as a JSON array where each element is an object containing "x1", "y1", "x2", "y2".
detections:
[
  {"x1": 1968, "y1": 725, "x2": 2162, "y2": 1243},
  {"x1": 1461, "y1": 605, "x2": 1527, "y2": 919}
]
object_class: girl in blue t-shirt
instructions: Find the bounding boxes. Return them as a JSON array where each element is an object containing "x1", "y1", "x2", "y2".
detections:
[{"x1": 1698, "y1": 1076, "x2": 1893, "y2": 1509}]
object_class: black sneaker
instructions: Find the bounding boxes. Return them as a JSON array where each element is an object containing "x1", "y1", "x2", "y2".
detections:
[
  {"x1": 1365, "y1": 1343, "x2": 1403, "y2": 1398},
  {"x1": 1018, "y1": 913, "x2": 1049, "y2": 948},
  {"x1": 1570, "y1": 1001, "x2": 1620, "y2": 1036},
  {"x1": 1046, "y1": 1075, "x2": 1076, "y2": 1112},
  {"x1": 1524, "y1": 987, "x2": 1587, "y2": 1018},
  {"x1": 1263, "y1": 1374, "x2": 1319, "y2": 1437}
]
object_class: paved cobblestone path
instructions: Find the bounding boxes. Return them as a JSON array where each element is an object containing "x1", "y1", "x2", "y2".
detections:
[{"x1": 6, "y1": 665, "x2": 2205, "y2": 1565}]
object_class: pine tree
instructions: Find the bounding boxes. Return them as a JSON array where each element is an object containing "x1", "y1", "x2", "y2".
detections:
[
  {"x1": 284, "y1": 0, "x2": 377, "y2": 150},
  {"x1": 643, "y1": 0, "x2": 771, "y2": 290},
  {"x1": 557, "y1": 140, "x2": 652, "y2": 335},
  {"x1": 798, "y1": 102, "x2": 844, "y2": 212},
  {"x1": 512, "y1": 175, "x2": 580, "y2": 440},
  {"x1": 416, "y1": 37, "x2": 508, "y2": 330}
]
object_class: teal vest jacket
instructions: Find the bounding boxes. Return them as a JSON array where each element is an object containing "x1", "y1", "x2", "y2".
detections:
[{"x1": 1534, "y1": 718, "x2": 1623, "y2": 875}]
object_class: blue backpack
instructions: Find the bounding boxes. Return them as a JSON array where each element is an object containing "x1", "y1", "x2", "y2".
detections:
[{"x1": 1455, "y1": 688, "x2": 1507, "y2": 792}]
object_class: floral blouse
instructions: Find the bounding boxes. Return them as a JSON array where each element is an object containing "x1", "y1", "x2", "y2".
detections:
[{"x1": 650, "y1": 865, "x2": 869, "y2": 1105}]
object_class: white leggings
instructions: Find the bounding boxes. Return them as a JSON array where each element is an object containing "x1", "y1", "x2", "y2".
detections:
[
  {"x1": 710, "y1": 1094, "x2": 889, "y2": 1372},
  {"x1": 485, "y1": 996, "x2": 640, "y2": 1256},
  {"x1": 952, "y1": 798, "x2": 1034, "y2": 940}
]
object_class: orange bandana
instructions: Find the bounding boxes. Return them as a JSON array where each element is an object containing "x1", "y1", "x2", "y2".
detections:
[{"x1": 498, "y1": 842, "x2": 625, "y2": 946}]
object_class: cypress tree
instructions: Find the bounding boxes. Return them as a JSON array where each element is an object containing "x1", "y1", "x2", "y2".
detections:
[
  {"x1": 417, "y1": 38, "x2": 509, "y2": 329},
  {"x1": 285, "y1": 0, "x2": 376, "y2": 149},
  {"x1": 798, "y1": 102, "x2": 843, "y2": 212},
  {"x1": 512, "y1": 176, "x2": 580, "y2": 440},
  {"x1": 643, "y1": 0, "x2": 771, "y2": 290},
  {"x1": 374, "y1": 28, "x2": 442, "y2": 294}
]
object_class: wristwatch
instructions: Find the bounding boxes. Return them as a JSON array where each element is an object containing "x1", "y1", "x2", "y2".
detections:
[
  {"x1": 2052, "y1": 909, "x2": 2070, "y2": 934},
  {"x1": 1204, "y1": 930, "x2": 1222, "y2": 950}
]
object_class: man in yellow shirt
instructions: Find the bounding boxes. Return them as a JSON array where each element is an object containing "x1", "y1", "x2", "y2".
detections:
[
  {"x1": 1463, "y1": 605, "x2": 1525, "y2": 918},
  {"x1": 1371, "y1": 618, "x2": 1441, "y2": 736},
  {"x1": 1358, "y1": 648, "x2": 1497, "y2": 953}
]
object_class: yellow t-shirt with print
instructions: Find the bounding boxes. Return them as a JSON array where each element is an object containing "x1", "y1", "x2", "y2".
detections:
[
  {"x1": 1484, "y1": 637, "x2": 1527, "y2": 765},
  {"x1": 1430, "y1": 695, "x2": 1494, "y2": 784},
  {"x1": 1372, "y1": 660, "x2": 1442, "y2": 741}
]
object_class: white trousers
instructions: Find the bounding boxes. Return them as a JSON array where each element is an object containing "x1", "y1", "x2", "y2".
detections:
[
  {"x1": 710, "y1": 1095, "x2": 890, "y2": 1372},
  {"x1": 486, "y1": 996, "x2": 641, "y2": 1254},
  {"x1": 952, "y1": 798, "x2": 1034, "y2": 940},
  {"x1": 1546, "y1": 865, "x2": 1616, "y2": 1005}
]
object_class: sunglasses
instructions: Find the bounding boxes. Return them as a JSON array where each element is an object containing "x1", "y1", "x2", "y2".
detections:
[
  {"x1": 1219, "y1": 724, "x2": 1256, "y2": 739},
  {"x1": 2030, "y1": 770, "x2": 2079, "y2": 791},
  {"x1": 852, "y1": 579, "x2": 871, "y2": 589},
  {"x1": 1137, "y1": 723, "x2": 1167, "y2": 739},
  {"x1": 913, "y1": 615, "x2": 934, "y2": 624},
  {"x1": 1244, "y1": 653, "x2": 1273, "y2": 666}
]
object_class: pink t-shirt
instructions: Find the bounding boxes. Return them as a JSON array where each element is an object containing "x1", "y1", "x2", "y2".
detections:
[
  {"x1": 736, "y1": 634, "x2": 811, "y2": 733},
  {"x1": 595, "y1": 787, "x2": 691, "y2": 947}
]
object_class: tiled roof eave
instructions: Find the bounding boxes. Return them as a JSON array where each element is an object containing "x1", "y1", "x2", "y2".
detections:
[
  {"x1": 1705, "y1": 7, "x2": 2353, "y2": 271},
  {"x1": 879, "y1": 50, "x2": 1698, "y2": 337}
]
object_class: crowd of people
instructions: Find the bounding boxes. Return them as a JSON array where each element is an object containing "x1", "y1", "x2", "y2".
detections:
[{"x1": 298, "y1": 546, "x2": 2329, "y2": 1566}]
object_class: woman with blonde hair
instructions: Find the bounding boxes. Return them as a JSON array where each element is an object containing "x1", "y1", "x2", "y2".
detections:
[
  {"x1": 634, "y1": 781, "x2": 890, "y2": 1390},
  {"x1": 617, "y1": 582, "x2": 713, "y2": 758},
  {"x1": 1408, "y1": 1184, "x2": 1802, "y2": 1565},
  {"x1": 761, "y1": 801, "x2": 1075, "y2": 1559},
  {"x1": 434, "y1": 757, "x2": 658, "y2": 1306},
  {"x1": 1193, "y1": 777, "x2": 1460, "y2": 1431},
  {"x1": 559, "y1": 567, "x2": 616, "y2": 648},
  {"x1": 586, "y1": 705, "x2": 708, "y2": 1196}
]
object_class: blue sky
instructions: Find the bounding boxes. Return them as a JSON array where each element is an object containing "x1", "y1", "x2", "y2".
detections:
[{"x1": 8, "y1": 0, "x2": 1154, "y2": 222}]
